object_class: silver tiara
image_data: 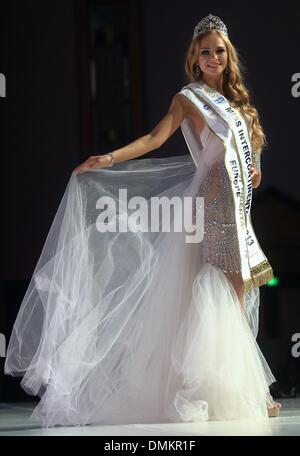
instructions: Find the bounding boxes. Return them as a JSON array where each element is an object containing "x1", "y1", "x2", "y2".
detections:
[{"x1": 193, "y1": 14, "x2": 228, "y2": 39}]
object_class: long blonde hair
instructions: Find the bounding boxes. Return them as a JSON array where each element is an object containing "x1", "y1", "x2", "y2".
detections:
[{"x1": 184, "y1": 30, "x2": 266, "y2": 153}]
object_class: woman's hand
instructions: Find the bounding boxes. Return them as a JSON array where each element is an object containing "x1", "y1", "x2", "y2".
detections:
[
  {"x1": 250, "y1": 165, "x2": 261, "y2": 189},
  {"x1": 73, "y1": 154, "x2": 113, "y2": 174}
]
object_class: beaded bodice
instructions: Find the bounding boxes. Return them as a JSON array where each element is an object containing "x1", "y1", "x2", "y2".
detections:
[{"x1": 196, "y1": 125, "x2": 241, "y2": 274}]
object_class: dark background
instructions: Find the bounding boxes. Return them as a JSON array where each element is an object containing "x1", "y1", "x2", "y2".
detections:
[{"x1": 0, "y1": 0, "x2": 300, "y2": 401}]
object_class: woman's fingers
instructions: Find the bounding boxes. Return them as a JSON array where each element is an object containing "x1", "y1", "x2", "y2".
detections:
[
  {"x1": 73, "y1": 158, "x2": 98, "y2": 174},
  {"x1": 251, "y1": 168, "x2": 262, "y2": 188},
  {"x1": 250, "y1": 166, "x2": 261, "y2": 178},
  {"x1": 73, "y1": 155, "x2": 110, "y2": 174}
]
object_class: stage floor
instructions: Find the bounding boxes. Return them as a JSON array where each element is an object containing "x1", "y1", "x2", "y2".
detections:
[{"x1": 0, "y1": 398, "x2": 299, "y2": 436}]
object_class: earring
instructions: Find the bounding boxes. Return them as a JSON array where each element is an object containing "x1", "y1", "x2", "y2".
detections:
[
  {"x1": 225, "y1": 66, "x2": 229, "y2": 75},
  {"x1": 194, "y1": 64, "x2": 201, "y2": 79}
]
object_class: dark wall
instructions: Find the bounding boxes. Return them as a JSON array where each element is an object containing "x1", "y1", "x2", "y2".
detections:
[{"x1": 1, "y1": 0, "x2": 80, "y2": 280}]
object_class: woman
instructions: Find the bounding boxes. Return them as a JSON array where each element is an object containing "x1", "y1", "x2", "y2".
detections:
[{"x1": 5, "y1": 14, "x2": 281, "y2": 426}]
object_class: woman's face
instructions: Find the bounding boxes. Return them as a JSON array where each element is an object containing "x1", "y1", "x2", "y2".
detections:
[{"x1": 197, "y1": 32, "x2": 228, "y2": 77}]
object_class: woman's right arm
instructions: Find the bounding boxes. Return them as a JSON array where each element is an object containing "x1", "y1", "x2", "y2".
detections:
[{"x1": 73, "y1": 94, "x2": 189, "y2": 174}]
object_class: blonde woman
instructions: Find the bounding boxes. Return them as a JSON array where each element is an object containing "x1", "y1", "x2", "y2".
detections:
[{"x1": 5, "y1": 14, "x2": 280, "y2": 426}]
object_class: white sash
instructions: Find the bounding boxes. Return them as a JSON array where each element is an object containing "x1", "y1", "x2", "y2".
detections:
[{"x1": 180, "y1": 82, "x2": 273, "y2": 292}]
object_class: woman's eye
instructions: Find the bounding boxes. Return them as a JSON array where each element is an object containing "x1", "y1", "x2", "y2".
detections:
[{"x1": 200, "y1": 49, "x2": 225, "y2": 56}]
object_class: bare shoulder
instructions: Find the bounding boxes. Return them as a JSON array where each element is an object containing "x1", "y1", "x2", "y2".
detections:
[
  {"x1": 173, "y1": 92, "x2": 205, "y2": 131},
  {"x1": 164, "y1": 93, "x2": 191, "y2": 125},
  {"x1": 171, "y1": 93, "x2": 193, "y2": 115}
]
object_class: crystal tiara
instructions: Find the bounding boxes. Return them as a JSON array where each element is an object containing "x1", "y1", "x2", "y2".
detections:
[{"x1": 193, "y1": 14, "x2": 228, "y2": 39}]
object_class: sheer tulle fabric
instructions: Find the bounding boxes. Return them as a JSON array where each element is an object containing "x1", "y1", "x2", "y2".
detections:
[{"x1": 4, "y1": 155, "x2": 276, "y2": 427}]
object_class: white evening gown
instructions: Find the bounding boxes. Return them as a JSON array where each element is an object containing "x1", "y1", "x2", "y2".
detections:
[{"x1": 4, "y1": 125, "x2": 276, "y2": 427}]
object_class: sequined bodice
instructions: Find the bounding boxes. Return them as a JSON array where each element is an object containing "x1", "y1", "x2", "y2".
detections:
[{"x1": 196, "y1": 126, "x2": 241, "y2": 274}]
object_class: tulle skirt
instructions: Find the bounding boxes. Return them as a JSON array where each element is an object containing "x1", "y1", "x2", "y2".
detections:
[{"x1": 4, "y1": 154, "x2": 276, "y2": 427}]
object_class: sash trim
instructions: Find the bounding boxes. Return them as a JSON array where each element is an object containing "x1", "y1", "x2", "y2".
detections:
[{"x1": 250, "y1": 259, "x2": 274, "y2": 289}]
